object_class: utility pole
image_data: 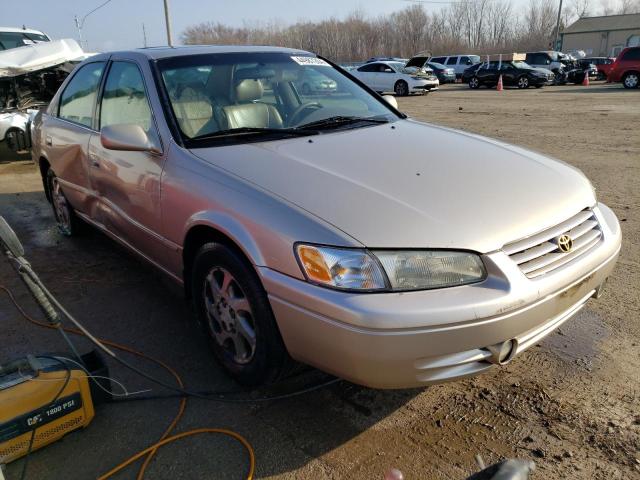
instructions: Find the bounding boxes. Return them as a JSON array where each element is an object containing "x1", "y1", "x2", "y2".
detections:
[
  {"x1": 74, "y1": 0, "x2": 114, "y2": 50},
  {"x1": 163, "y1": 0, "x2": 173, "y2": 47},
  {"x1": 142, "y1": 23, "x2": 148, "y2": 48},
  {"x1": 554, "y1": 0, "x2": 564, "y2": 51},
  {"x1": 74, "y1": 15, "x2": 84, "y2": 49}
]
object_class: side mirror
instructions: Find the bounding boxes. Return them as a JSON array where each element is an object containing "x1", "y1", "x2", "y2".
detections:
[
  {"x1": 0, "y1": 216, "x2": 25, "y2": 257},
  {"x1": 383, "y1": 95, "x2": 399, "y2": 109},
  {"x1": 100, "y1": 124, "x2": 161, "y2": 154}
]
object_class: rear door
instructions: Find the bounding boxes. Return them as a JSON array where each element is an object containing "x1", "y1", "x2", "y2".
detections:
[
  {"x1": 41, "y1": 61, "x2": 106, "y2": 219},
  {"x1": 445, "y1": 56, "x2": 458, "y2": 75},
  {"x1": 378, "y1": 63, "x2": 397, "y2": 92},
  {"x1": 457, "y1": 56, "x2": 475, "y2": 76},
  {"x1": 87, "y1": 59, "x2": 166, "y2": 259},
  {"x1": 476, "y1": 63, "x2": 497, "y2": 84}
]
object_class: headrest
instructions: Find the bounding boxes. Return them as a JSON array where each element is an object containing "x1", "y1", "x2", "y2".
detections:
[{"x1": 235, "y1": 79, "x2": 263, "y2": 103}]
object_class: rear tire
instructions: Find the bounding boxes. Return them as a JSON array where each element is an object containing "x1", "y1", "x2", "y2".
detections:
[
  {"x1": 622, "y1": 72, "x2": 639, "y2": 89},
  {"x1": 191, "y1": 242, "x2": 292, "y2": 386},
  {"x1": 46, "y1": 169, "x2": 81, "y2": 236},
  {"x1": 394, "y1": 80, "x2": 409, "y2": 96},
  {"x1": 517, "y1": 76, "x2": 530, "y2": 89}
]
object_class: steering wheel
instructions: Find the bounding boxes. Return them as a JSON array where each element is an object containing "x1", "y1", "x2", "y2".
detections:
[{"x1": 287, "y1": 102, "x2": 323, "y2": 127}]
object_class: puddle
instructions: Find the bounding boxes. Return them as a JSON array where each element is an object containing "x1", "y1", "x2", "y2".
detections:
[
  {"x1": 540, "y1": 309, "x2": 608, "y2": 369},
  {"x1": 29, "y1": 224, "x2": 62, "y2": 249}
]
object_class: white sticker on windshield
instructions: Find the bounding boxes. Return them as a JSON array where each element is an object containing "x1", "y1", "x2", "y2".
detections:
[{"x1": 291, "y1": 56, "x2": 331, "y2": 67}]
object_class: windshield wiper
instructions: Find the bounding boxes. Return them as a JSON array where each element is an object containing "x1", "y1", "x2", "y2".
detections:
[
  {"x1": 297, "y1": 116, "x2": 390, "y2": 131},
  {"x1": 189, "y1": 126, "x2": 318, "y2": 141}
]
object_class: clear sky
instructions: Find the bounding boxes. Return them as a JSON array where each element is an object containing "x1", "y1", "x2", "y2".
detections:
[{"x1": 1, "y1": 0, "x2": 624, "y2": 52}]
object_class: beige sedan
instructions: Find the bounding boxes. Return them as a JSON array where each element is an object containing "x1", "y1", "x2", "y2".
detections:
[{"x1": 32, "y1": 46, "x2": 621, "y2": 388}]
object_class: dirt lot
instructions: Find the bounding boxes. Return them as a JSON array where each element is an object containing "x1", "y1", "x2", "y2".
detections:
[{"x1": 1, "y1": 82, "x2": 639, "y2": 480}]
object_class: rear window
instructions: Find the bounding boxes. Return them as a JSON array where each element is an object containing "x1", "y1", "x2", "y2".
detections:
[
  {"x1": 431, "y1": 57, "x2": 445, "y2": 64},
  {"x1": 446, "y1": 57, "x2": 457, "y2": 65}
]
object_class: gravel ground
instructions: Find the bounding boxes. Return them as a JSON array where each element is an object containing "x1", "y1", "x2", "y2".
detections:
[{"x1": 1, "y1": 82, "x2": 638, "y2": 480}]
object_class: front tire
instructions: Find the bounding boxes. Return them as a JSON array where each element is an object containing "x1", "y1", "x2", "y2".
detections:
[
  {"x1": 468, "y1": 76, "x2": 480, "y2": 89},
  {"x1": 46, "y1": 169, "x2": 80, "y2": 236},
  {"x1": 622, "y1": 72, "x2": 639, "y2": 89},
  {"x1": 191, "y1": 242, "x2": 292, "y2": 386},
  {"x1": 394, "y1": 80, "x2": 409, "y2": 96}
]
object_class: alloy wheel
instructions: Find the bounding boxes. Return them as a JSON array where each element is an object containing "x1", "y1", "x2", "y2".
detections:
[
  {"x1": 51, "y1": 177, "x2": 72, "y2": 235},
  {"x1": 203, "y1": 267, "x2": 257, "y2": 364},
  {"x1": 518, "y1": 76, "x2": 529, "y2": 89},
  {"x1": 623, "y1": 73, "x2": 639, "y2": 88},
  {"x1": 395, "y1": 81, "x2": 408, "y2": 96},
  {"x1": 469, "y1": 77, "x2": 479, "y2": 89}
]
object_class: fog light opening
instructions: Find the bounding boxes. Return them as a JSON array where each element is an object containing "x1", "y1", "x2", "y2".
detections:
[{"x1": 487, "y1": 339, "x2": 518, "y2": 365}]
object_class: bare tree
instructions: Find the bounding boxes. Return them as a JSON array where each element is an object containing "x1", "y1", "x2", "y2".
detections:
[
  {"x1": 570, "y1": 0, "x2": 592, "y2": 18},
  {"x1": 181, "y1": 2, "x2": 578, "y2": 63}
]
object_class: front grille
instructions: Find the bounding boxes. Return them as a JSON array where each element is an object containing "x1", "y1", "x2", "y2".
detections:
[{"x1": 503, "y1": 208, "x2": 602, "y2": 279}]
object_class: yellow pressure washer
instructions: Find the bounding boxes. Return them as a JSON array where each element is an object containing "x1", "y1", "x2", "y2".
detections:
[{"x1": 0, "y1": 218, "x2": 111, "y2": 469}]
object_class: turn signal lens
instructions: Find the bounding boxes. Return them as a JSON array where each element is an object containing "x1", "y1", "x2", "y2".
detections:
[{"x1": 295, "y1": 245, "x2": 387, "y2": 291}]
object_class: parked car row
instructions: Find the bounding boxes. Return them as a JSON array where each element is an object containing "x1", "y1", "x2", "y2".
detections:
[{"x1": 462, "y1": 60, "x2": 553, "y2": 89}]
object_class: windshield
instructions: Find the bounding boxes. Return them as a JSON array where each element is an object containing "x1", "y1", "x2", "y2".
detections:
[
  {"x1": 157, "y1": 52, "x2": 399, "y2": 143},
  {"x1": 0, "y1": 31, "x2": 49, "y2": 50},
  {"x1": 512, "y1": 61, "x2": 532, "y2": 69}
]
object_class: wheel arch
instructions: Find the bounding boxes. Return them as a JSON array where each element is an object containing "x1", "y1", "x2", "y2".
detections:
[
  {"x1": 182, "y1": 215, "x2": 265, "y2": 297},
  {"x1": 39, "y1": 156, "x2": 52, "y2": 202}
]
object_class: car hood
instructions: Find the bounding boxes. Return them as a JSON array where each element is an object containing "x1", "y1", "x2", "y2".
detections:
[{"x1": 190, "y1": 120, "x2": 595, "y2": 252}]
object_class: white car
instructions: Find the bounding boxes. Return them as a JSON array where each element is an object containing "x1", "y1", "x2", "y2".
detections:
[
  {"x1": 0, "y1": 27, "x2": 50, "y2": 51},
  {"x1": 352, "y1": 61, "x2": 439, "y2": 96}
]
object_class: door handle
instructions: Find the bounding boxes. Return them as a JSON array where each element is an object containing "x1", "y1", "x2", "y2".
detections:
[
  {"x1": 88, "y1": 153, "x2": 100, "y2": 168},
  {"x1": 45, "y1": 135, "x2": 52, "y2": 146}
]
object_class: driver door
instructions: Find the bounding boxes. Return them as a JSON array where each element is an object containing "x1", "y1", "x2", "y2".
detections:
[
  {"x1": 378, "y1": 64, "x2": 396, "y2": 92},
  {"x1": 87, "y1": 59, "x2": 166, "y2": 260}
]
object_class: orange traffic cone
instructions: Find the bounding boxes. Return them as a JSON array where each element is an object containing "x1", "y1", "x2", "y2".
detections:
[
  {"x1": 497, "y1": 75, "x2": 504, "y2": 91},
  {"x1": 582, "y1": 71, "x2": 589, "y2": 86}
]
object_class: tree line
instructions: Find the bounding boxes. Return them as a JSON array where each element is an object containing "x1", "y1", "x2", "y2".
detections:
[{"x1": 181, "y1": 0, "x2": 640, "y2": 62}]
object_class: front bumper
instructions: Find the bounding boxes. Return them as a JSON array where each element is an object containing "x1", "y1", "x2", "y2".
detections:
[
  {"x1": 261, "y1": 203, "x2": 621, "y2": 388},
  {"x1": 438, "y1": 74, "x2": 456, "y2": 83},
  {"x1": 411, "y1": 80, "x2": 439, "y2": 92}
]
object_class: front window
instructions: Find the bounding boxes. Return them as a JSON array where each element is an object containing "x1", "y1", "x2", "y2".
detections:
[
  {"x1": 157, "y1": 52, "x2": 399, "y2": 146},
  {"x1": 100, "y1": 62, "x2": 154, "y2": 132},
  {"x1": 58, "y1": 62, "x2": 105, "y2": 128}
]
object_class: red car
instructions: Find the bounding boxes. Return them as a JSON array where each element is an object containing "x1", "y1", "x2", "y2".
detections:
[
  {"x1": 583, "y1": 56, "x2": 615, "y2": 80},
  {"x1": 607, "y1": 46, "x2": 640, "y2": 88}
]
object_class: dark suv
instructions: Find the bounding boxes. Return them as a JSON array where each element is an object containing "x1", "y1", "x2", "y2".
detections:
[
  {"x1": 608, "y1": 47, "x2": 640, "y2": 88},
  {"x1": 463, "y1": 60, "x2": 553, "y2": 89}
]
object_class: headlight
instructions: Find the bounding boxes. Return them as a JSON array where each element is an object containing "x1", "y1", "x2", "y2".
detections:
[
  {"x1": 373, "y1": 250, "x2": 485, "y2": 290},
  {"x1": 295, "y1": 245, "x2": 486, "y2": 292}
]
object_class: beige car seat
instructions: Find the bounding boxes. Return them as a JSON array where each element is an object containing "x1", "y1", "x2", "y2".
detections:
[
  {"x1": 222, "y1": 79, "x2": 283, "y2": 129},
  {"x1": 172, "y1": 84, "x2": 214, "y2": 138}
]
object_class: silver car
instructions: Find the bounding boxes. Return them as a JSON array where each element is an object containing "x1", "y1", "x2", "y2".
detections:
[{"x1": 32, "y1": 46, "x2": 621, "y2": 388}]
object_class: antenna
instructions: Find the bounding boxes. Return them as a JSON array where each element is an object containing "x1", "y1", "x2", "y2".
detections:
[{"x1": 142, "y1": 23, "x2": 148, "y2": 48}]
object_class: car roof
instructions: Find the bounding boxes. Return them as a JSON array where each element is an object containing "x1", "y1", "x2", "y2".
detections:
[
  {"x1": 95, "y1": 45, "x2": 314, "y2": 61},
  {"x1": 0, "y1": 26, "x2": 48, "y2": 35}
]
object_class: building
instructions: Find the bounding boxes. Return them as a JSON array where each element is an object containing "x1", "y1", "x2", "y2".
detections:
[{"x1": 561, "y1": 13, "x2": 640, "y2": 57}]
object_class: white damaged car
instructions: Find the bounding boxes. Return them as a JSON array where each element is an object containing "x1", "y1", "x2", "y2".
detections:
[{"x1": 351, "y1": 60, "x2": 439, "y2": 96}]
